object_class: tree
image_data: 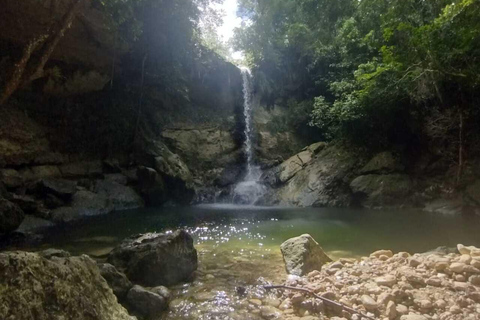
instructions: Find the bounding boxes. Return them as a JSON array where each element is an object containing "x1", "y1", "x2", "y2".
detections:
[{"x1": 0, "y1": 0, "x2": 91, "y2": 105}]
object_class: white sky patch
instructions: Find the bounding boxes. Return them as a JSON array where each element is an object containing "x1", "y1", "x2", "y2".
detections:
[
  {"x1": 211, "y1": 0, "x2": 245, "y2": 61},
  {"x1": 215, "y1": 0, "x2": 242, "y2": 42}
]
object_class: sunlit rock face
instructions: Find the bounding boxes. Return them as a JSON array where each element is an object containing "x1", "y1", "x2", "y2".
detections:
[
  {"x1": 262, "y1": 143, "x2": 362, "y2": 207},
  {"x1": 280, "y1": 234, "x2": 332, "y2": 276},
  {"x1": 0, "y1": 251, "x2": 135, "y2": 320}
]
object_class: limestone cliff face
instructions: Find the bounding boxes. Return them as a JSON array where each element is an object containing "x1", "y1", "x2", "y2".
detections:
[
  {"x1": 261, "y1": 143, "x2": 480, "y2": 213},
  {"x1": 253, "y1": 106, "x2": 307, "y2": 167}
]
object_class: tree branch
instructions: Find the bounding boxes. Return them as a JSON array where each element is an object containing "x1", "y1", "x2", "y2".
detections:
[{"x1": 264, "y1": 285, "x2": 376, "y2": 320}]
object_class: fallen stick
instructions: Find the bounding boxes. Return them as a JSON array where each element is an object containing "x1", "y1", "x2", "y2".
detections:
[{"x1": 264, "y1": 285, "x2": 376, "y2": 320}]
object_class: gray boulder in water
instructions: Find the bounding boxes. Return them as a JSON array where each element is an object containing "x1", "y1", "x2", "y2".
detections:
[
  {"x1": 0, "y1": 251, "x2": 135, "y2": 320},
  {"x1": 98, "y1": 262, "x2": 133, "y2": 302},
  {"x1": 127, "y1": 285, "x2": 170, "y2": 318},
  {"x1": 108, "y1": 230, "x2": 198, "y2": 286},
  {"x1": 280, "y1": 234, "x2": 332, "y2": 276}
]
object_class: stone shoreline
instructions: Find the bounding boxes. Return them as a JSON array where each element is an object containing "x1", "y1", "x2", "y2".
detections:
[{"x1": 254, "y1": 244, "x2": 480, "y2": 320}]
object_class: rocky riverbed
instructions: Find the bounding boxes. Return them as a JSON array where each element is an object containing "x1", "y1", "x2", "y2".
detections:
[{"x1": 256, "y1": 244, "x2": 480, "y2": 320}]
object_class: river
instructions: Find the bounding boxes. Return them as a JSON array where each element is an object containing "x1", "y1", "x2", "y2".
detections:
[{"x1": 24, "y1": 204, "x2": 480, "y2": 319}]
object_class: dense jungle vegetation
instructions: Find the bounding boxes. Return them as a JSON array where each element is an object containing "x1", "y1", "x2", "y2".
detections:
[{"x1": 233, "y1": 0, "x2": 480, "y2": 180}]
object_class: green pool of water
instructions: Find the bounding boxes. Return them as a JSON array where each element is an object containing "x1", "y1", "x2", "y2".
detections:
[{"x1": 31, "y1": 205, "x2": 480, "y2": 319}]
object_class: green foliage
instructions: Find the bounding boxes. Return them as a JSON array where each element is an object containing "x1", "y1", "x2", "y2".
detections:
[{"x1": 235, "y1": 0, "x2": 480, "y2": 149}]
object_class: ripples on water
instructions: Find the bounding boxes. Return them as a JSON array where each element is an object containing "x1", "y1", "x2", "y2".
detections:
[{"x1": 31, "y1": 204, "x2": 480, "y2": 319}]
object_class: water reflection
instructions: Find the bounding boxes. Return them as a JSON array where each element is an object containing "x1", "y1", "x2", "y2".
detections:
[{"x1": 29, "y1": 204, "x2": 480, "y2": 319}]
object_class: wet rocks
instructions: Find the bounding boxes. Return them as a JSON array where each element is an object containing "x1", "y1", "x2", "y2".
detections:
[
  {"x1": 94, "y1": 180, "x2": 144, "y2": 211},
  {"x1": 37, "y1": 178, "x2": 77, "y2": 199},
  {"x1": 0, "y1": 251, "x2": 135, "y2": 320},
  {"x1": 0, "y1": 168, "x2": 23, "y2": 188},
  {"x1": 260, "y1": 305, "x2": 283, "y2": 319},
  {"x1": 280, "y1": 234, "x2": 332, "y2": 276},
  {"x1": 0, "y1": 198, "x2": 25, "y2": 233},
  {"x1": 127, "y1": 285, "x2": 170, "y2": 318},
  {"x1": 108, "y1": 230, "x2": 198, "y2": 286},
  {"x1": 98, "y1": 263, "x2": 133, "y2": 301}
]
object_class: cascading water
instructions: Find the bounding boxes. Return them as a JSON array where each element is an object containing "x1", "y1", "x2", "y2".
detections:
[{"x1": 232, "y1": 68, "x2": 266, "y2": 205}]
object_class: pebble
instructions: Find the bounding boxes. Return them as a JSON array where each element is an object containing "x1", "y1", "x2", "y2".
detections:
[
  {"x1": 417, "y1": 299, "x2": 432, "y2": 309},
  {"x1": 435, "y1": 299, "x2": 447, "y2": 308},
  {"x1": 426, "y1": 276, "x2": 442, "y2": 287},
  {"x1": 449, "y1": 262, "x2": 466, "y2": 273},
  {"x1": 434, "y1": 261, "x2": 448, "y2": 271},
  {"x1": 376, "y1": 275, "x2": 397, "y2": 287},
  {"x1": 396, "y1": 304, "x2": 408, "y2": 315},
  {"x1": 458, "y1": 244, "x2": 475, "y2": 255},
  {"x1": 260, "y1": 306, "x2": 283, "y2": 320},
  {"x1": 464, "y1": 265, "x2": 480, "y2": 273},
  {"x1": 459, "y1": 254, "x2": 472, "y2": 264},
  {"x1": 278, "y1": 298, "x2": 292, "y2": 310},
  {"x1": 400, "y1": 316, "x2": 427, "y2": 320},
  {"x1": 453, "y1": 281, "x2": 469, "y2": 290},
  {"x1": 469, "y1": 275, "x2": 480, "y2": 285},
  {"x1": 471, "y1": 259, "x2": 480, "y2": 269},
  {"x1": 449, "y1": 305, "x2": 462, "y2": 314},
  {"x1": 264, "y1": 298, "x2": 281, "y2": 308},
  {"x1": 409, "y1": 258, "x2": 422, "y2": 267},
  {"x1": 386, "y1": 300, "x2": 396, "y2": 320},
  {"x1": 371, "y1": 250, "x2": 394, "y2": 258},
  {"x1": 455, "y1": 274, "x2": 466, "y2": 282},
  {"x1": 250, "y1": 299, "x2": 262, "y2": 306},
  {"x1": 361, "y1": 294, "x2": 378, "y2": 311}
]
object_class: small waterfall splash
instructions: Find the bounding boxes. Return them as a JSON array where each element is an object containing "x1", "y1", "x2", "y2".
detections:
[{"x1": 232, "y1": 68, "x2": 266, "y2": 205}]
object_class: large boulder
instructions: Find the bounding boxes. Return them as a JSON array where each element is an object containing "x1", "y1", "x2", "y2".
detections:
[
  {"x1": 95, "y1": 180, "x2": 144, "y2": 211},
  {"x1": 127, "y1": 285, "x2": 170, "y2": 318},
  {"x1": 30, "y1": 165, "x2": 62, "y2": 180},
  {"x1": 0, "y1": 168, "x2": 23, "y2": 188},
  {"x1": 60, "y1": 160, "x2": 103, "y2": 178},
  {"x1": 0, "y1": 108, "x2": 51, "y2": 167},
  {"x1": 136, "y1": 139, "x2": 195, "y2": 204},
  {"x1": 136, "y1": 166, "x2": 167, "y2": 206},
  {"x1": 263, "y1": 144, "x2": 362, "y2": 207},
  {"x1": 98, "y1": 263, "x2": 133, "y2": 301},
  {"x1": 50, "y1": 191, "x2": 110, "y2": 223},
  {"x1": 359, "y1": 151, "x2": 404, "y2": 175},
  {"x1": 0, "y1": 251, "x2": 135, "y2": 320},
  {"x1": 0, "y1": 198, "x2": 25, "y2": 234},
  {"x1": 108, "y1": 230, "x2": 198, "y2": 286},
  {"x1": 38, "y1": 178, "x2": 77, "y2": 199},
  {"x1": 280, "y1": 234, "x2": 332, "y2": 276},
  {"x1": 350, "y1": 174, "x2": 413, "y2": 207}
]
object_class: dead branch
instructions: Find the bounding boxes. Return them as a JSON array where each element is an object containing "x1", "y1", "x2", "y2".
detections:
[
  {"x1": 264, "y1": 285, "x2": 376, "y2": 320},
  {"x1": 0, "y1": 0, "x2": 90, "y2": 106},
  {"x1": 28, "y1": 0, "x2": 90, "y2": 83}
]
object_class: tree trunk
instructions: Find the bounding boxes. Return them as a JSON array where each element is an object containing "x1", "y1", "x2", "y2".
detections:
[
  {"x1": 133, "y1": 53, "x2": 149, "y2": 145},
  {"x1": 0, "y1": 0, "x2": 89, "y2": 106},
  {"x1": 456, "y1": 108, "x2": 464, "y2": 185},
  {"x1": 27, "y1": 0, "x2": 89, "y2": 83},
  {"x1": 0, "y1": 35, "x2": 49, "y2": 105}
]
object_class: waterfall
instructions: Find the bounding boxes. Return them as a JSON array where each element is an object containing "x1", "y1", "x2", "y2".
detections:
[{"x1": 232, "y1": 68, "x2": 266, "y2": 205}]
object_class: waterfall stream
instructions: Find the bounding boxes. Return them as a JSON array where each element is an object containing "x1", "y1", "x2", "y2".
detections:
[{"x1": 232, "y1": 68, "x2": 266, "y2": 205}]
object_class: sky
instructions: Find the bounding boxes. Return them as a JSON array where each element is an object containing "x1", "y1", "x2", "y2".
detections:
[
  {"x1": 213, "y1": 0, "x2": 244, "y2": 60},
  {"x1": 216, "y1": 0, "x2": 241, "y2": 42}
]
